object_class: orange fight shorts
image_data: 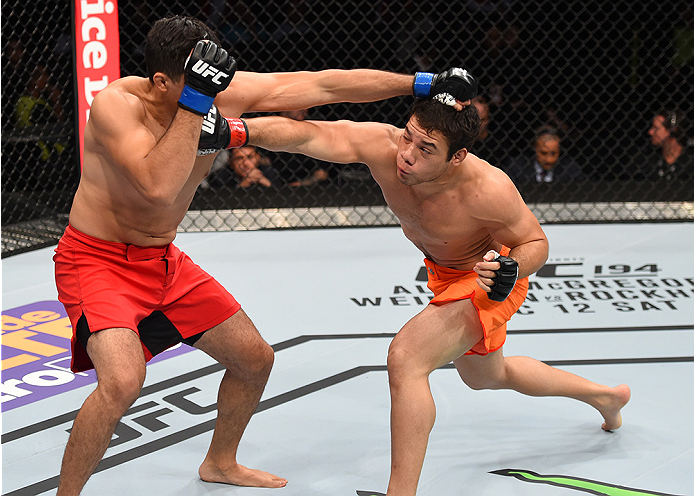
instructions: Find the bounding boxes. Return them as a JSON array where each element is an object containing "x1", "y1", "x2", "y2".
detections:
[
  {"x1": 53, "y1": 225, "x2": 241, "y2": 372},
  {"x1": 425, "y1": 246, "x2": 529, "y2": 355}
]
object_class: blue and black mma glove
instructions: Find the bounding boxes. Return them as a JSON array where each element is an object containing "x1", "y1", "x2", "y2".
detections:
[
  {"x1": 488, "y1": 254, "x2": 519, "y2": 302},
  {"x1": 413, "y1": 68, "x2": 479, "y2": 102},
  {"x1": 178, "y1": 40, "x2": 236, "y2": 116},
  {"x1": 197, "y1": 105, "x2": 248, "y2": 155}
]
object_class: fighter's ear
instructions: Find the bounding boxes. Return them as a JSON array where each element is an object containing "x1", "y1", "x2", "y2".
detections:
[
  {"x1": 451, "y1": 147, "x2": 468, "y2": 165},
  {"x1": 152, "y1": 72, "x2": 171, "y2": 91}
]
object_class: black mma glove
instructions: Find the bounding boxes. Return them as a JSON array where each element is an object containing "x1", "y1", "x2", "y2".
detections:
[
  {"x1": 487, "y1": 254, "x2": 519, "y2": 302},
  {"x1": 178, "y1": 40, "x2": 236, "y2": 116},
  {"x1": 197, "y1": 105, "x2": 248, "y2": 155},
  {"x1": 413, "y1": 68, "x2": 478, "y2": 102}
]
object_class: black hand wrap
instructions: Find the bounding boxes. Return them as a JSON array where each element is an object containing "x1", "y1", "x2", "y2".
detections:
[
  {"x1": 178, "y1": 41, "x2": 236, "y2": 116},
  {"x1": 430, "y1": 68, "x2": 479, "y2": 102},
  {"x1": 198, "y1": 105, "x2": 248, "y2": 155},
  {"x1": 488, "y1": 255, "x2": 518, "y2": 302}
]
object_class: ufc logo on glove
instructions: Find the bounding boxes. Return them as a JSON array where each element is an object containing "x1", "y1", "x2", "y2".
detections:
[
  {"x1": 202, "y1": 106, "x2": 218, "y2": 135},
  {"x1": 191, "y1": 60, "x2": 229, "y2": 85}
]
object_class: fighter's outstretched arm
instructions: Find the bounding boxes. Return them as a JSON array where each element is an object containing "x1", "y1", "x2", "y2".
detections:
[
  {"x1": 243, "y1": 116, "x2": 398, "y2": 167},
  {"x1": 214, "y1": 67, "x2": 477, "y2": 117},
  {"x1": 215, "y1": 69, "x2": 414, "y2": 116}
]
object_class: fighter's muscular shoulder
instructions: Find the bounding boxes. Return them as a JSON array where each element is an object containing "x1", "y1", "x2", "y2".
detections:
[
  {"x1": 357, "y1": 122, "x2": 401, "y2": 179},
  {"x1": 303, "y1": 119, "x2": 398, "y2": 169},
  {"x1": 466, "y1": 157, "x2": 526, "y2": 223},
  {"x1": 86, "y1": 78, "x2": 156, "y2": 158},
  {"x1": 89, "y1": 78, "x2": 145, "y2": 131}
]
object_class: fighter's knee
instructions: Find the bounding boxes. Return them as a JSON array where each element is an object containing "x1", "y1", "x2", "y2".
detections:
[
  {"x1": 97, "y1": 370, "x2": 145, "y2": 412},
  {"x1": 257, "y1": 341, "x2": 275, "y2": 374},
  {"x1": 243, "y1": 340, "x2": 275, "y2": 378},
  {"x1": 386, "y1": 339, "x2": 405, "y2": 369},
  {"x1": 386, "y1": 339, "x2": 419, "y2": 386}
]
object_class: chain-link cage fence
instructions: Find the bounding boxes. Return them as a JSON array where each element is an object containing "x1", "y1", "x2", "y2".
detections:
[
  {"x1": 2, "y1": 0, "x2": 77, "y2": 256},
  {"x1": 2, "y1": 0, "x2": 693, "y2": 257}
]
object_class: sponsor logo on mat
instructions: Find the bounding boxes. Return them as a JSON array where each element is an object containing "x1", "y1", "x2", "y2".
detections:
[{"x1": 1, "y1": 301, "x2": 195, "y2": 411}]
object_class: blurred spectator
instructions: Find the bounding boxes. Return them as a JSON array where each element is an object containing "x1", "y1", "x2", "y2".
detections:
[
  {"x1": 276, "y1": 108, "x2": 333, "y2": 187},
  {"x1": 207, "y1": 146, "x2": 280, "y2": 189},
  {"x1": 671, "y1": 6, "x2": 694, "y2": 100},
  {"x1": 471, "y1": 12, "x2": 534, "y2": 166},
  {"x1": 15, "y1": 63, "x2": 65, "y2": 124},
  {"x1": 6, "y1": 37, "x2": 23, "y2": 61},
  {"x1": 641, "y1": 109, "x2": 693, "y2": 181},
  {"x1": 470, "y1": 95, "x2": 498, "y2": 164},
  {"x1": 473, "y1": 96, "x2": 491, "y2": 142},
  {"x1": 504, "y1": 126, "x2": 584, "y2": 184},
  {"x1": 14, "y1": 63, "x2": 67, "y2": 161},
  {"x1": 3, "y1": 38, "x2": 28, "y2": 127},
  {"x1": 375, "y1": 1, "x2": 436, "y2": 70}
]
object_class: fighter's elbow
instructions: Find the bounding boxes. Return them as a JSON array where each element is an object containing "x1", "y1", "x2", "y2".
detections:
[
  {"x1": 539, "y1": 235, "x2": 549, "y2": 251},
  {"x1": 139, "y1": 185, "x2": 179, "y2": 207},
  {"x1": 535, "y1": 237, "x2": 550, "y2": 265}
]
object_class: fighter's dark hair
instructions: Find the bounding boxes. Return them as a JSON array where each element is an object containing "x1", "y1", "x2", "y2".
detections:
[
  {"x1": 145, "y1": 16, "x2": 221, "y2": 83},
  {"x1": 410, "y1": 99, "x2": 480, "y2": 160}
]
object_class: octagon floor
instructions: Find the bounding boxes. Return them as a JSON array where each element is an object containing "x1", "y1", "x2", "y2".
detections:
[{"x1": 2, "y1": 223, "x2": 693, "y2": 496}]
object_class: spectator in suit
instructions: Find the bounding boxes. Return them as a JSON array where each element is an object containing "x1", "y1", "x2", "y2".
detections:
[{"x1": 505, "y1": 126, "x2": 584, "y2": 185}]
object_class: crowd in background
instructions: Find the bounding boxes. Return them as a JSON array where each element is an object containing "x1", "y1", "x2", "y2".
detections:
[{"x1": 2, "y1": 0, "x2": 693, "y2": 225}]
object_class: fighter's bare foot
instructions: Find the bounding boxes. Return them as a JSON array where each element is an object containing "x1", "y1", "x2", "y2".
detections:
[
  {"x1": 599, "y1": 384, "x2": 631, "y2": 432},
  {"x1": 199, "y1": 461, "x2": 287, "y2": 488}
]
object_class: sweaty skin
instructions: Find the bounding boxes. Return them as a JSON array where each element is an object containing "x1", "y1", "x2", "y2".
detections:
[
  {"x1": 71, "y1": 76, "x2": 210, "y2": 246},
  {"x1": 245, "y1": 114, "x2": 548, "y2": 277},
  {"x1": 61, "y1": 65, "x2": 415, "y2": 494},
  {"x1": 244, "y1": 113, "x2": 630, "y2": 496},
  {"x1": 71, "y1": 69, "x2": 415, "y2": 247}
]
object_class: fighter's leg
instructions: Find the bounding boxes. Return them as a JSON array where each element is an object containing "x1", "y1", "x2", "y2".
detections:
[
  {"x1": 454, "y1": 349, "x2": 630, "y2": 431},
  {"x1": 194, "y1": 309, "x2": 287, "y2": 488},
  {"x1": 57, "y1": 328, "x2": 146, "y2": 496},
  {"x1": 386, "y1": 299, "x2": 484, "y2": 496}
]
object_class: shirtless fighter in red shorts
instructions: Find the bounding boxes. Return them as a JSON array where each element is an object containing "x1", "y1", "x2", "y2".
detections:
[
  {"x1": 52, "y1": 15, "x2": 466, "y2": 495},
  {"x1": 205, "y1": 71, "x2": 632, "y2": 496}
]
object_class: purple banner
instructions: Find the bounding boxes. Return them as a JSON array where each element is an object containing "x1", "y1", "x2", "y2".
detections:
[{"x1": 1, "y1": 301, "x2": 195, "y2": 411}]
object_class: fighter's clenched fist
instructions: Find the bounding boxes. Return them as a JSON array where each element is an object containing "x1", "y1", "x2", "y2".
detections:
[{"x1": 178, "y1": 40, "x2": 236, "y2": 116}]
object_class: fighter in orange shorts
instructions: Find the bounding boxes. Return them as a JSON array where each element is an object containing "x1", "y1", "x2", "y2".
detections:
[
  {"x1": 213, "y1": 70, "x2": 631, "y2": 495},
  {"x1": 425, "y1": 246, "x2": 529, "y2": 356}
]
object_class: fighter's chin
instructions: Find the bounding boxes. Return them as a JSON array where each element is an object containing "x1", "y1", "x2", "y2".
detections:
[{"x1": 396, "y1": 169, "x2": 413, "y2": 184}]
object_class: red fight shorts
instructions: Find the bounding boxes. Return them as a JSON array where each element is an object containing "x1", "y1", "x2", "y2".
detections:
[
  {"x1": 53, "y1": 225, "x2": 241, "y2": 372},
  {"x1": 425, "y1": 246, "x2": 529, "y2": 356}
]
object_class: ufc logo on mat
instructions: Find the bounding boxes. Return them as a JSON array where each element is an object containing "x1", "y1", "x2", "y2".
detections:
[{"x1": 191, "y1": 60, "x2": 229, "y2": 84}]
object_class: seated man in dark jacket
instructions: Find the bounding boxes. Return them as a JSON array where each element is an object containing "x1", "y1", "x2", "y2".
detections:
[{"x1": 504, "y1": 126, "x2": 584, "y2": 185}]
